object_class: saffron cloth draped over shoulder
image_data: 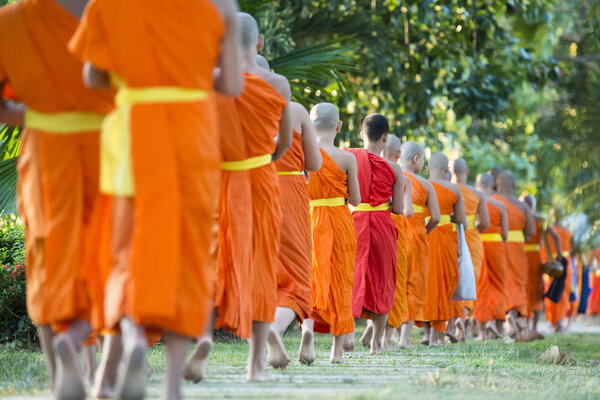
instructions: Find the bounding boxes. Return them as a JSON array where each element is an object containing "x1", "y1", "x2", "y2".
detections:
[
  {"x1": 525, "y1": 218, "x2": 543, "y2": 315},
  {"x1": 70, "y1": 0, "x2": 227, "y2": 337},
  {"x1": 346, "y1": 148, "x2": 397, "y2": 318},
  {"x1": 308, "y1": 149, "x2": 356, "y2": 335},
  {"x1": 543, "y1": 225, "x2": 573, "y2": 324}
]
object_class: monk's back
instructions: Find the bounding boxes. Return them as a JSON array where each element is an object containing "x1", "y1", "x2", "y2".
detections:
[
  {"x1": 308, "y1": 150, "x2": 348, "y2": 200},
  {"x1": 347, "y1": 149, "x2": 394, "y2": 205},
  {"x1": 485, "y1": 202, "x2": 503, "y2": 233},
  {"x1": 431, "y1": 182, "x2": 456, "y2": 215},
  {"x1": 494, "y1": 195, "x2": 525, "y2": 231},
  {"x1": 73, "y1": 0, "x2": 224, "y2": 88},
  {"x1": 0, "y1": 0, "x2": 112, "y2": 112}
]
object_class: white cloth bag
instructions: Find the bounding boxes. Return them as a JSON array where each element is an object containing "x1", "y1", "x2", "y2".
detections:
[{"x1": 452, "y1": 224, "x2": 477, "y2": 301}]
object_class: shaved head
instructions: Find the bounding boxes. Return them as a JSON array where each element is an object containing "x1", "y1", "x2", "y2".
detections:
[
  {"x1": 429, "y1": 152, "x2": 449, "y2": 173},
  {"x1": 399, "y1": 141, "x2": 424, "y2": 163},
  {"x1": 489, "y1": 166, "x2": 503, "y2": 180},
  {"x1": 256, "y1": 55, "x2": 270, "y2": 70},
  {"x1": 497, "y1": 170, "x2": 515, "y2": 191},
  {"x1": 453, "y1": 158, "x2": 468, "y2": 174},
  {"x1": 384, "y1": 134, "x2": 402, "y2": 153},
  {"x1": 238, "y1": 12, "x2": 259, "y2": 49},
  {"x1": 523, "y1": 194, "x2": 537, "y2": 210},
  {"x1": 310, "y1": 102, "x2": 339, "y2": 132},
  {"x1": 476, "y1": 173, "x2": 494, "y2": 190}
]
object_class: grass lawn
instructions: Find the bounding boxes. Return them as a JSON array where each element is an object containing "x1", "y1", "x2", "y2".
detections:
[{"x1": 2, "y1": 322, "x2": 600, "y2": 399}]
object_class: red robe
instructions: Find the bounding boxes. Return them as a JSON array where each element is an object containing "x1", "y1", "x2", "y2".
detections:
[{"x1": 346, "y1": 149, "x2": 397, "y2": 318}]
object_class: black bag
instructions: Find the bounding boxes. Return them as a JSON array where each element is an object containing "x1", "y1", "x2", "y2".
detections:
[{"x1": 544, "y1": 272, "x2": 566, "y2": 303}]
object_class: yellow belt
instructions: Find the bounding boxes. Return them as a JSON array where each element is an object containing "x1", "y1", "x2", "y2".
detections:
[
  {"x1": 507, "y1": 230, "x2": 525, "y2": 243},
  {"x1": 350, "y1": 202, "x2": 389, "y2": 212},
  {"x1": 277, "y1": 171, "x2": 303, "y2": 176},
  {"x1": 481, "y1": 233, "x2": 503, "y2": 242},
  {"x1": 101, "y1": 75, "x2": 209, "y2": 196},
  {"x1": 25, "y1": 109, "x2": 105, "y2": 134},
  {"x1": 413, "y1": 204, "x2": 425, "y2": 213},
  {"x1": 310, "y1": 197, "x2": 346, "y2": 207},
  {"x1": 552, "y1": 251, "x2": 570, "y2": 258},
  {"x1": 525, "y1": 244, "x2": 541, "y2": 252},
  {"x1": 221, "y1": 154, "x2": 272, "y2": 171},
  {"x1": 466, "y1": 214, "x2": 476, "y2": 229},
  {"x1": 438, "y1": 214, "x2": 452, "y2": 226}
]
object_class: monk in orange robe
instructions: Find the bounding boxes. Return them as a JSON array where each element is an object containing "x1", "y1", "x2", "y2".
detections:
[
  {"x1": 451, "y1": 159, "x2": 489, "y2": 328},
  {"x1": 418, "y1": 153, "x2": 466, "y2": 346},
  {"x1": 521, "y1": 194, "x2": 546, "y2": 336},
  {"x1": 296, "y1": 102, "x2": 360, "y2": 364},
  {"x1": 588, "y1": 250, "x2": 600, "y2": 315},
  {"x1": 380, "y1": 134, "x2": 414, "y2": 349},
  {"x1": 473, "y1": 173, "x2": 508, "y2": 340},
  {"x1": 0, "y1": 1, "x2": 115, "y2": 397},
  {"x1": 70, "y1": 0, "x2": 243, "y2": 397},
  {"x1": 183, "y1": 13, "x2": 292, "y2": 383},
  {"x1": 348, "y1": 113, "x2": 403, "y2": 354},
  {"x1": 492, "y1": 171, "x2": 535, "y2": 337},
  {"x1": 266, "y1": 99, "x2": 322, "y2": 367},
  {"x1": 543, "y1": 209, "x2": 573, "y2": 332},
  {"x1": 393, "y1": 141, "x2": 440, "y2": 348}
]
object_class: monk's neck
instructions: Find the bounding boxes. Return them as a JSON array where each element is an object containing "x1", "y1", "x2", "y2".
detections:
[
  {"x1": 454, "y1": 175, "x2": 467, "y2": 185},
  {"x1": 497, "y1": 189, "x2": 513, "y2": 198},
  {"x1": 364, "y1": 144, "x2": 384, "y2": 155},
  {"x1": 429, "y1": 172, "x2": 446, "y2": 181},
  {"x1": 316, "y1": 132, "x2": 336, "y2": 147},
  {"x1": 241, "y1": 52, "x2": 259, "y2": 72},
  {"x1": 400, "y1": 163, "x2": 419, "y2": 175}
]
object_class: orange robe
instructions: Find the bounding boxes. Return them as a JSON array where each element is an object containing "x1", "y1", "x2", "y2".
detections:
[
  {"x1": 456, "y1": 184, "x2": 483, "y2": 316},
  {"x1": 525, "y1": 218, "x2": 543, "y2": 315},
  {"x1": 308, "y1": 150, "x2": 356, "y2": 335},
  {"x1": 387, "y1": 214, "x2": 408, "y2": 328},
  {"x1": 347, "y1": 149, "x2": 397, "y2": 318},
  {"x1": 402, "y1": 173, "x2": 429, "y2": 323},
  {"x1": 275, "y1": 130, "x2": 312, "y2": 321},
  {"x1": 420, "y1": 183, "x2": 459, "y2": 332},
  {"x1": 70, "y1": 0, "x2": 225, "y2": 337},
  {"x1": 0, "y1": 0, "x2": 113, "y2": 329},
  {"x1": 588, "y1": 251, "x2": 600, "y2": 315},
  {"x1": 543, "y1": 225, "x2": 573, "y2": 324},
  {"x1": 493, "y1": 195, "x2": 528, "y2": 316},
  {"x1": 474, "y1": 202, "x2": 507, "y2": 323},
  {"x1": 213, "y1": 74, "x2": 285, "y2": 338}
]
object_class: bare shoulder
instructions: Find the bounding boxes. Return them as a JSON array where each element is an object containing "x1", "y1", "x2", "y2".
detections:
[
  {"x1": 209, "y1": 0, "x2": 237, "y2": 20},
  {"x1": 470, "y1": 186, "x2": 486, "y2": 202},
  {"x1": 448, "y1": 181, "x2": 463, "y2": 197},
  {"x1": 489, "y1": 198, "x2": 506, "y2": 212},
  {"x1": 422, "y1": 178, "x2": 436, "y2": 193},
  {"x1": 256, "y1": 69, "x2": 290, "y2": 100},
  {"x1": 385, "y1": 160, "x2": 402, "y2": 178}
]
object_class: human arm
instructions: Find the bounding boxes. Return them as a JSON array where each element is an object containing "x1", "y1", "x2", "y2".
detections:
[
  {"x1": 500, "y1": 206, "x2": 509, "y2": 242},
  {"x1": 213, "y1": 0, "x2": 242, "y2": 96},
  {"x1": 476, "y1": 192, "x2": 490, "y2": 233},
  {"x1": 452, "y1": 189, "x2": 467, "y2": 225},
  {"x1": 390, "y1": 164, "x2": 404, "y2": 215},
  {"x1": 345, "y1": 152, "x2": 361, "y2": 206},
  {"x1": 425, "y1": 181, "x2": 440, "y2": 233},
  {"x1": 271, "y1": 76, "x2": 292, "y2": 161},
  {"x1": 523, "y1": 203, "x2": 536, "y2": 241},
  {"x1": 298, "y1": 104, "x2": 322, "y2": 171},
  {"x1": 403, "y1": 177, "x2": 414, "y2": 218}
]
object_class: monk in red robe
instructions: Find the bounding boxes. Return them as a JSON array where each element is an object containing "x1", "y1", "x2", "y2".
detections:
[
  {"x1": 451, "y1": 159, "x2": 489, "y2": 339},
  {"x1": 392, "y1": 141, "x2": 440, "y2": 348},
  {"x1": 266, "y1": 99, "x2": 322, "y2": 367},
  {"x1": 348, "y1": 113, "x2": 403, "y2": 354},
  {"x1": 473, "y1": 173, "x2": 508, "y2": 340},
  {"x1": 182, "y1": 13, "x2": 292, "y2": 383},
  {"x1": 379, "y1": 134, "x2": 414, "y2": 349},
  {"x1": 418, "y1": 153, "x2": 466, "y2": 346},
  {"x1": 0, "y1": 1, "x2": 116, "y2": 397},
  {"x1": 71, "y1": 0, "x2": 243, "y2": 397},
  {"x1": 492, "y1": 171, "x2": 535, "y2": 337},
  {"x1": 588, "y1": 250, "x2": 600, "y2": 315},
  {"x1": 296, "y1": 102, "x2": 360, "y2": 364}
]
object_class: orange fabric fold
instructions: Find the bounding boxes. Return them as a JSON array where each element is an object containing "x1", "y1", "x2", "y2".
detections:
[
  {"x1": 71, "y1": 0, "x2": 225, "y2": 337},
  {"x1": 474, "y1": 202, "x2": 507, "y2": 323},
  {"x1": 420, "y1": 183, "x2": 459, "y2": 332},
  {"x1": 543, "y1": 224, "x2": 573, "y2": 324},
  {"x1": 525, "y1": 218, "x2": 543, "y2": 314},
  {"x1": 492, "y1": 195, "x2": 528, "y2": 316},
  {"x1": 0, "y1": 0, "x2": 113, "y2": 329},
  {"x1": 387, "y1": 215, "x2": 408, "y2": 328},
  {"x1": 308, "y1": 150, "x2": 356, "y2": 335},
  {"x1": 402, "y1": 173, "x2": 429, "y2": 323},
  {"x1": 213, "y1": 74, "x2": 286, "y2": 338},
  {"x1": 274, "y1": 130, "x2": 312, "y2": 321}
]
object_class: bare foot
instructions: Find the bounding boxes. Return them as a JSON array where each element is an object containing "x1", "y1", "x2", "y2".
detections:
[
  {"x1": 474, "y1": 334, "x2": 485, "y2": 342},
  {"x1": 115, "y1": 339, "x2": 146, "y2": 400},
  {"x1": 420, "y1": 338, "x2": 430, "y2": 346},
  {"x1": 342, "y1": 334, "x2": 354, "y2": 352},
  {"x1": 53, "y1": 334, "x2": 86, "y2": 400},
  {"x1": 183, "y1": 337, "x2": 213, "y2": 383},
  {"x1": 445, "y1": 331, "x2": 459, "y2": 344},
  {"x1": 360, "y1": 325, "x2": 373, "y2": 349},
  {"x1": 486, "y1": 322, "x2": 502, "y2": 339},
  {"x1": 398, "y1": 341, "x2": 413, "y2": 349},
  {"x1": 246, "y1": 369, "x2": 273, "y2": 382},
  {"x1": 456, "y1": 320, "x2": 466, "y2": 342},
  {"x1": 506, "y1": 314, "x2": 519, "y2": 338},
  {"x1": 330, "y1": 345, "x2": 343, "y2": 364},
  {"x1": 266, "y1": 329, "x2": 291, "y2": 369},
  {"x1": 298, "y1": 329, "x2": 315, "y2": 365}
]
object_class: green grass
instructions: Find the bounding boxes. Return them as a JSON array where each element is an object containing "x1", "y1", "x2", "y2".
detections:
[{"x1": 2, "y1": 323, "x2": 600, "y2": 399}]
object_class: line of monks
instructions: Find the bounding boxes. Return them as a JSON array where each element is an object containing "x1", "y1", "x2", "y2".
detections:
[{"x1": 0, "y1": 1, "x2": 587, "y2": 400}]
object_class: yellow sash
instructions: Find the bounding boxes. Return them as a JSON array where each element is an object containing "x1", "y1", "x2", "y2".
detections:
[
  {"x1": 277, "y1": 171, "x2": 303, "y2": 176},
  {"x1": 466, "y1": 214, "x2": 476, "y2": 229},
  {"x1": 413, "y1": 204, "x2": 425, "y2": 213},
  {"x1": 507, "y1": 230, "x2": 525, "y2": 243},
  {"x1": 221, "y1": 154, "x2": 272, "y2": 171},
  {"x1": 350, "y1": 202, "x2": 389, "y2": 212},
  {"x1": 438, "y1": 214, "x2": 452, "y2": 226},
  {"x1": 481, "y1": 233, "x2": 503, "y2": 242},
  {"x1": 310, "y1": 197, "x2": 346, "y2": 207},
  {"x1": 25, "y1": 109, "x2": 105, "y2": 134},
  {"x1": 101, "y1": 76, "x2": 209, "y2": 196},
  {"x1": 524, "y1": 244, "x2": 541, "y2": 252}
]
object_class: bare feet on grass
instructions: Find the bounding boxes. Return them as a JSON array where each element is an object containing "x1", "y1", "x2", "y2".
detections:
[
  {"x1": 298, "y1": 329, "x2": 315, "y2": 365},
  {"x1": 360, "y1": 324, "x2": 373, "y2": 349},
  {"x1": 183, "y1": 337, "x2": 213, "y2": 383},
  {"x1": 53, "y1": 334, "x2": 86, "y2": 400},
  {"x1": 266, "y1": 328, "x2": 291, "y2": 370}
]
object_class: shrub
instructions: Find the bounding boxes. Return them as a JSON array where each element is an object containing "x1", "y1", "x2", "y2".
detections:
[{"x1": 0, "y1": 214, "x2": 37, "y2": 348}]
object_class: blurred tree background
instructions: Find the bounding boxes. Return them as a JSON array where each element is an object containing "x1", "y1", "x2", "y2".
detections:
[{"x1": 1, "y1": 0, "x2": 599, "y2": 247}]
